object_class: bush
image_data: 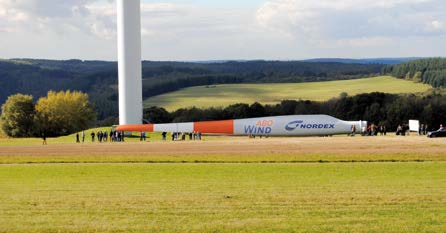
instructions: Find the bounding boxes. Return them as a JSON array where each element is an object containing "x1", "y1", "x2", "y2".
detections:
[
  {"x1": 34, "y1": 90, "x2": 96, "y2": 136},
  {"x1": 0, "y1": 94, "x2": 35, "y2": 137}
]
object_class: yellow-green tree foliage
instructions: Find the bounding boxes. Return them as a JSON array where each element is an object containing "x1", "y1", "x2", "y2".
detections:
[
  {"x1": 35, "y1": 90, "x2": 96, "y2": 136},
  {"x1": 0, "y1": 94, "x2": 35, "y2": 137}
]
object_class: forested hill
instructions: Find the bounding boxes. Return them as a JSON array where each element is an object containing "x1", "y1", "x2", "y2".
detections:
[
  {"x1": 0, "y1": 60, "x2": 86, "y2": 103},
  {"x1": 14, "y1": 59, "x2": 116, "y2": 74},
  {"x1": 0, "y1": 59, "x2": 117, "y2": 121},
  {"x1": 0, "y1": 59, "x2": 384, "y2": 121},
  {"x1": 139, "y1": 61, "x2": 384, "y2": 98},
  {"x1": 303, "y1": 57, "x2": 421, "y2": 65},
  {"x1": 383, "y1": 58, "x2": 446, "y2": 87}
]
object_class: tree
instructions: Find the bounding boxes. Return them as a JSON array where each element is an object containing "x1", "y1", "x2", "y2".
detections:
[
  {"x1": 223, "y1": 103, "x2": 250, "y2": 119},
  {"x1": 144, "y1": 106, "x2": 171, "y2": 123},
  {"x1": 0, "y1": 94, "x2": 35, "y2": 137},
  {"x1": 384, "y1": 58, "x2": 446, "y2": 88},
  {"x1": 248, "y1": 102, "x2": 266, "y2": 118},
  {"x1": 279, "y1": 100, "x2": 298, "y2": 115},
  {"x1": 34, "y1": 90, "x2": 96, "y2": 136}
]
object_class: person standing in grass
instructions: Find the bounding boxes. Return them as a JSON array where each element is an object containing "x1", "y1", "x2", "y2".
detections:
[
  {"x1": 91, "y1": 131, "x2": 95, "y2": 142},
  {"x1": 76, "y1": 132, "x2": 80, "y2": 143},
  {"x1": 351, "y1": 124, "x2": 356, "y2": 136},
  {"x1": 82, "y1": 130, "x2": 85, "y2": 143},
  {"x1": 41, "y1": 132, "x2": 47, "y2": 145}
]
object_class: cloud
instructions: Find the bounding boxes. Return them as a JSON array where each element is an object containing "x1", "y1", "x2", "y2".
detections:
[
  {"x1": 0, "y1": 0, "x2": 108, "y2": 38},
  {"x1": 256, "y1": 0, "x2": 446, "y2": 43},
  {"x1": 0, "y1": 0, "x2": 94, "y2": 18},
  {"x1": 0, "y1": 0, "x2": 259, "y2": 59},
  {"x1": 0, "y1": 0, "x2": 253, "y2": 40},
  {"x1": 0, "y1": 0, "x2": 445, "y2": 60},
  {"x1": 430, "y1": 20, "x2": 444, "y2": 31},
  {"x1": 0, "y1": 0, "x2": 94, "y2": 20},
  {"x1": 335, "y1": 37, "x2": 394, "y2": 47}
]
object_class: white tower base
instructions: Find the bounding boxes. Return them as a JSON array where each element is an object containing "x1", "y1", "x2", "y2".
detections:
[{"x1": 117, "y1": 0, "x2": 143, "y2": 125}]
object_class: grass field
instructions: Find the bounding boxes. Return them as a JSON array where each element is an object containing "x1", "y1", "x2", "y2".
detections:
[
  {"x1": 144, "y1": 76, "x2": 432, "y2": 111},
  {"x1": 1, "y1": 136, "x2": 446, "y2": 232},
  {"x1": 1, "y1": 163, "x2": 445, "y2": 232}
]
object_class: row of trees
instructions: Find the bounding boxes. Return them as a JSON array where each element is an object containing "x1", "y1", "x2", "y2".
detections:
[
  {"x1": 4, "y1": 90, "x2": 444, "y2": 137},
  {"x1": 383, "y1": 58, "x2": 446, "y2": 87},
  {"x1": 0, "y1": 91, "x2": 96, "y2": 137},
  {"x1": 144, "y1": 92, "x2": 446, "y2": 131}
]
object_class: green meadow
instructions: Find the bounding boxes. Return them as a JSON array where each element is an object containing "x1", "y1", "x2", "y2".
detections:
[
  {"x1": 144, "y1": 76, "x2": 432, "y2": 111},
  {"x1": 0, "y1": 127, "x2": 167, "y2": 146},
  {"x1": 0, "y1": 163, "x2": 445, "y2": 232}
]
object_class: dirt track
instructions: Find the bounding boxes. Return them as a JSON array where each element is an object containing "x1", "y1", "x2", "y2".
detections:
[{"x1": 1, "y1": 136, "x2": 446, "y2": 157}]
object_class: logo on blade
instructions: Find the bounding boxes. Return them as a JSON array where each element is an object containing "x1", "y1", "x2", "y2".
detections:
[
  {"x1": 285, "y1": 120, "x2": 336, "y2": 131},
  {"x1": 285, "y1": 120, "x2": 303, "y2": 131}
]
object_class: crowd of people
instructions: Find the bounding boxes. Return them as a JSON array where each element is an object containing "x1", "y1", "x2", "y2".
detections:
[
  {"x1": 362, "y1": 124, "x2": 387, "y2": 136},
  {"x1": 351, "y1": 122, "x2": 440, "y2": 136},
  {"x1": 167, "y1": 132, "x2": 202, "y2": 141},
  {"x1": 351, "y1": 124, "x2": 388, "y2": 136},
  {"x1": 75, "y1": 130, "x2": 126, "y2": 143},
  {"x1": 395, "y1": 123, "x2": 433, "y2": 136},
  {"x1": 74, "y1": 130, "x2": 203, "y2": 143}
]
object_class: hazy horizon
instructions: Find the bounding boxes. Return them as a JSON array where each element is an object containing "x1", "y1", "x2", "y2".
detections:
[{"x1": 2, "y1": 56, "x2": 435, "y2": 63}]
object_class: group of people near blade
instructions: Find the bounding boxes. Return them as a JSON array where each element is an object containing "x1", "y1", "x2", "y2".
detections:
[
  {"x1": 350, "y1": 124, "x2": 387, "y2": 136},
  {"x1": 75, "y1": 130, "x2": 125, "y2": 143},
  {"x1": 350, "y1": 122, "x2": 443, "y2": 137},
  {"x1": 418, "y1": 123, "x2": 435, "y2": 136},
  {"x1": 395, "y1": 123, "x2": 433, "y2": 136},
  {"x1": 75, "y1": 130, "x2": 203, "y2": 143},
  {"x1": 356, "y1": 123, "x2": 437, "y2": 136},
  {"x1": 164, "y1": 132, "x2": 202, "y2": 141}
]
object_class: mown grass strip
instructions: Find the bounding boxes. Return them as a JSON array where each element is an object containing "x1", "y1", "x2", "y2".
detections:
[
  {"x1": 0, "y1": 163, "x2": 445, "y2": 232},
  {"x1": 0, "y1": 153, "x2": 445, "y2": 164}
]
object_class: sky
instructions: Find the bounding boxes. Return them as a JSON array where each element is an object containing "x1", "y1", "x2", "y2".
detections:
[{"x1": 0, "y1": 0, "x2": 445, "y2": 61}]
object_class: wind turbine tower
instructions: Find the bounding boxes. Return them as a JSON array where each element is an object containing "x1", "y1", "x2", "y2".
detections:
[{"x1": 117, "y1": 0, "x2": 143, "y2": 125}]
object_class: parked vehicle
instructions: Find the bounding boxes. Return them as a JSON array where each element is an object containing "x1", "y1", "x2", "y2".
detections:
[{"x1": 427, "y1": 128, "x2": 446, "y2": 138}]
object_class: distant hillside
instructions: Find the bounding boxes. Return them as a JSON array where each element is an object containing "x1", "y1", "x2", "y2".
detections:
[
  {"x1": 0, "y1": 61, "x2": 84, "y2": 102},
  {"x1": 304, "y1": 58, "x2": 423, "y2": 65},
  {"x1": 0, "y1": 59, "x2": 385, "y2": 121},
  {"x1": 0, "y1": 59, "x2": 117, "y2": 121},
  {"x1": 144, "y1": 76, "x2": 432, "y2": 111},
  {"x1": 13, "y1": 59, "x2": 116, "y2": 74},
  {"x1": 139, "y1": 60, "x2": 384, "y2": 98},
  {"x1": 383, "y1": 58, "x2": 446, "y2": 87}
]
